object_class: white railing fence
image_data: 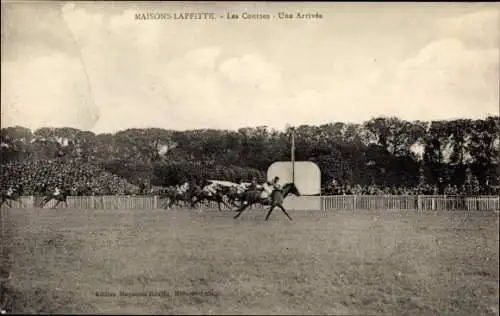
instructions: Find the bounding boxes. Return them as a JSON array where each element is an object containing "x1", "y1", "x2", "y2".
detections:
[
  {"x1": 0, "y1": 195, "x2": 265, "y2": 210},
  {"x1": 0, "y1": 195, "x2": 498, "y2": 211},
  {"x1": 320, "y1": 195, "x2": 499, "y2": 211}
]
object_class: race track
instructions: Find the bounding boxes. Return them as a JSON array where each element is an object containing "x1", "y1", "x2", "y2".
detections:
[{"x1": 1, "y1": 208, "x2": 499, "y2": 315}]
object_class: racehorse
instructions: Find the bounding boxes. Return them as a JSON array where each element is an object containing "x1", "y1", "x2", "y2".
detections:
[
  {"x1": 191, "y1": 184, "x2": 232, "y2": 211},
  {"x1": 214, "y1": 181, "x2": 257, "y2": 208},
  {"x1": 233, "y1": 182, "x2": 300, "y2": 221},
  {"x1": 155, "y1": 187, "x2": 173, "y2": 207},
  {"x1": 158, "y1": 186, "x2": 177, "y2": 208},
  {"x1": 160, "y1": 184, "x2": 195, "y2": 209},
  {"x1": 40, "y1": 188, "x2": 71, "y2": 208},
  {"x1": 221, "y1": 185, "x2": 244, "y2": 207},
  {"x1": 0, "y1": 186, "x2": 25, "y2": 208}
]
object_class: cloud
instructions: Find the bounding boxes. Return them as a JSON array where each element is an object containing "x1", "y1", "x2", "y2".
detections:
[
  {"x1": 1, "y1": 3, "x2": 77, "y2": 61},
  {"x1": 89, "y1": 43, "x2": 287, "y2": 132},
  {"x1": 2, "y1": 3, "x2": 498, "y2": 134},
  {"x1": 1, "y1": 53, "x2": 100, "y2": 130},
  {"x1": 373, "y1": 9, "x2": 499, "y2": 121},
  {"x1": 389, "y1": 37, "x2": 498, "y2": 119},
  {"x1": 184, "y1": 47, "x2": 222, "y2": 70},
  {"x1": 219, "y1": 53, "x2": 283, "y2": 90},
  {"x1": 61, "y1": 3, "x2": 105, "y2": 39},
  {"x1": 59, "y1": 4, "x2": 291, "y2": 132},
  {"x1": 436, "y1": 9, "x2": 499, "y2": 49}
]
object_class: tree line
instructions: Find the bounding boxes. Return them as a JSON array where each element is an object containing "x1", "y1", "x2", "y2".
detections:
[{"x1": 1, "y1": 116, "x2": 498, "y2": 190}]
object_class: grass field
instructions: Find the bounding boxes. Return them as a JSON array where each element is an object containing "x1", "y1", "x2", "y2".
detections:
[{"x1": 1, "y1": 207, "x2": 499, "y2": 315}]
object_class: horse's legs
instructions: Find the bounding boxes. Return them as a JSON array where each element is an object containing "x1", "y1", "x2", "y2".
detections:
[
  {"x1": 217, "y1": 197, "x2": 225, "y2": 211},
  {"x1": 233, "y1": 203, "x2": 251, "y2": 219},
  {"x1": 52, "y1": 200, "x2": 61, "y2": 209},
  {"x1": 278, "y1": 204, "x2": 293, "y2": 221},
  {"x1": 191, "y1": 198, "x2": 199, "y2": 209},
  {"x1": 63, "y1": 199, "x2": 69, "y2": 208},
  {"x1": 265, "y1": 205, "x2": 276, "y2": 220},
  {"x1": 190, "y1": 198, "x2": 197, "y2": 209},
  {"x1": 220, "y1": 197, "x2": 231, "y2": 211}
]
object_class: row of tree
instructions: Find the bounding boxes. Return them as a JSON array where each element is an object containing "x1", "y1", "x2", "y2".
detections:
[{"x1": 1, "y1": 116, "x2": 499, "y2": 189}]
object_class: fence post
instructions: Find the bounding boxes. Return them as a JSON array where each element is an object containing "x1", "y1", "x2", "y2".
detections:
[
  {"x1": 417, "y1": 195, "x2": 421, "y2": 211},
  {"x1": 154, "y1": 195, "x2": 158, "y2": 209}
]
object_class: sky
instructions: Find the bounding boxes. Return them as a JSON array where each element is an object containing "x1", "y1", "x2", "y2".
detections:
[{"x1": 1, "y1": 2, "x2": 499, "y2": 134}]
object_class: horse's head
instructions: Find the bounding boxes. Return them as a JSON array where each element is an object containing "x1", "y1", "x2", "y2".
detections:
[{"x1": 283, "y1": 182, "x2": 300, "y2": 197}]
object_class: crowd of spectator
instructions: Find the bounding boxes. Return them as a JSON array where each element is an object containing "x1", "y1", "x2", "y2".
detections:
[
  {"x1": 1, "y1": 158, "x2": 138, "y2": 196},
  {"x1": 2, "y1": 158, "x2": 499, "y2": 197},
  {"x1": 322, "y1": 182, "x2": 500, "y2": 196}
]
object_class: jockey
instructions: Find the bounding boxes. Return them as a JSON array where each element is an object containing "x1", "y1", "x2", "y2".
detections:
[
  {"x1": 54, "y1": 186, "x2": 61, "y2": 196},
  {"x1": 249, "y1": 177, "x2": 259, "y2": 190},
  {"x1": 271, "y1": 176, "x2": 282, "y2": 191},
  {"x1": 203, "y1": 183, "x2": 218, "y2": 196},
  {"x1": 180, "y1": 182, "x2": 189, "y2": 193},
  {"x1": 261, "y1": 176, "x2": 280, "y2": 200},
  {"x1": 6, "y1": 186, "x2": 14, "y2": 197},
  {"x1": 175, "y1": 184, "x2": 182, "y2": 195},
  {"x1": 235, "y1": 182, "x2": 248, "y2": 194},
  {"x1": 40, "y1": 183, "x2": 48, "y2": 195}
]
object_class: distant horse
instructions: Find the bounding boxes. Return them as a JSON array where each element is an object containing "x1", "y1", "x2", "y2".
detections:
[
  {"x1": 0, "y1": 186, "x2": 25, "y2": 208},
  {"x1": 225, "y1": 182, "x2": 268, "y2": 208},
  {"x1": 221, "y1": 186, "x2": 244, "y2": 207},
  {"x1": 160, "y1": 184, "x2": 194, "y2": 209},
  {"x1": 158, "y1": 186, "x2": 177, "y2": 208},
  {"x1": 156, "y1": 187, "x2": 173, "y2": 207},
  {"x1": 233, "y1": 182, "x2": 300, "y2": 221},
  {"x1": 40, "y1": 188, "x2": 71, "y2": 208},
  {"x1": 191, "y1": 185, "x2": 232, "y2": 211}
]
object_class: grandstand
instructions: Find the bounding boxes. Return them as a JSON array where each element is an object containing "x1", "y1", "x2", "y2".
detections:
[{"x1": 1, "y1": 158, "x2": 138, "y2": 195}]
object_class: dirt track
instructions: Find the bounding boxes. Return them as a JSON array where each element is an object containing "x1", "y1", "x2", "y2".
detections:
[{"x1": 1, "y1": 208, "x2": 499, "y2": 315}]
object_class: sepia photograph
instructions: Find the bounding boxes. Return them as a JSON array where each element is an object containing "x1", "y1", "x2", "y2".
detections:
[{"x1": 1, "y1": 1, "x2": 499, "y2": 314}]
